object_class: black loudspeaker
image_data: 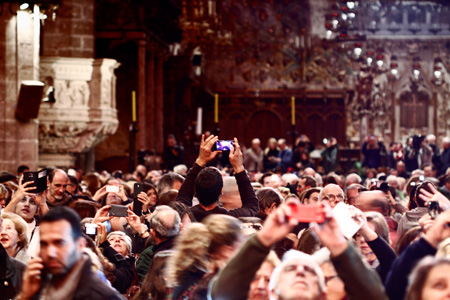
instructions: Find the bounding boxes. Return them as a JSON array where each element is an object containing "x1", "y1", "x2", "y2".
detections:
[{"x1": 15, "y1": 80, "x2": 45, "y2": 120}]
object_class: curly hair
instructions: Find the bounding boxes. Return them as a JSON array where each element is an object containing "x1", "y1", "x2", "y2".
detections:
[{"x1": 1, "y1": 212, "x2": 28, "y2": 249}]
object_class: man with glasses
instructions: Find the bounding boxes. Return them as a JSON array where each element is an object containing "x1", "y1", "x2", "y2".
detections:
[{"x1": 319, "y1": 184, "x2": 345, "y2": 208}]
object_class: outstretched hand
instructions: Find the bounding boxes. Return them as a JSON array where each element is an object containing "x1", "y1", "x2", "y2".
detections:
[
  {"x1": 229, "y1": 137, "x2": 244, "y2": 173},
  {"x1": 419, "y1": 184, "x2": 450, "y2": 211},
  {"x1": 195, "y1": 134, "x2": 221, "y2": 167}
]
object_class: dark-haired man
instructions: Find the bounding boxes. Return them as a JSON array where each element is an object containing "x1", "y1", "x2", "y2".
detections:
[
  {"x1": 176, "y1": 135, "x2": 259, "y2": 222},
  {"x1": 17, "y1": 206, "x2": 123, "y2": 300}
]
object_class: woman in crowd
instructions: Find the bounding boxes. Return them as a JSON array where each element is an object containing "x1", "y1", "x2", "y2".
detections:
[
  {"x1": 0, "y1": 212, "x2": 30, "y2": 263},
  {"x1": 166, "y1": 214, "x2": 244, "y2": 299}
]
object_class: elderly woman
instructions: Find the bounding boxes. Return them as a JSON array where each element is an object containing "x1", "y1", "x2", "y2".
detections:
[
  {"x1": 0, "y1": 212, "x2": 30, "y2": 263},
  {"x1": 98, "y1": 230, "x2": 135, "y2": 294}
]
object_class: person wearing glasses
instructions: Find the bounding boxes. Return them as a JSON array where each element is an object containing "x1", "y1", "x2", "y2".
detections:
[{"x1": 319, "y1": 184, "x2": 345, "y2": 208}]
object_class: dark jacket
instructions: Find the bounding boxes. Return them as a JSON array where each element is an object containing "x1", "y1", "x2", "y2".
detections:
[
  {"x1": 211, "y1": 235, "x2": 388, "y2": 300},
  {"x1": 176, "y1": 163, "x2": 259, "y2": 222},
  {"x1": 100, "y1": 240, "x2": 135, "y2": 294},
  {"x1": 0, "y1": 244, "x2": 25, "y2": 300},
  {"x1": 32, "y1": 256, "x2": 124, "y2": 300},
  {"x1": 136, "y1": 237, "x2": 175, "y2": 284},
  {"x1": 385, "y1": 238, "x2": 436, "y2": 300}
]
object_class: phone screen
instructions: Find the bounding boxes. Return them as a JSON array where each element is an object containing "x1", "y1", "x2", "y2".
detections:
[{"x1": 215, "y1": 140, "x2": 234, "y2": 151}]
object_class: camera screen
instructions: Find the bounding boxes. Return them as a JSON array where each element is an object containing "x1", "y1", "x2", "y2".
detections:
[
  {"x1": 85, "y1": 224, "x2": 97, "y2": 235},
  {"x1": 216, "y1": 140, "x2": 234, "y2": 151}
]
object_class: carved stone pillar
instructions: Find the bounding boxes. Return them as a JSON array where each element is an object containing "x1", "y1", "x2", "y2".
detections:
[{"x1": 38, "y1": 57, "x2": 120, "y2": 168}]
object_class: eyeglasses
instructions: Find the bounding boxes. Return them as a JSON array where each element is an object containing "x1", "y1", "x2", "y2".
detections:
[
  {"x1": 322, "y1": 194, "x2": 344, "y2": 203},
  {"x1": 240, "y1": 224, "x2": 263, "y2": 231}
]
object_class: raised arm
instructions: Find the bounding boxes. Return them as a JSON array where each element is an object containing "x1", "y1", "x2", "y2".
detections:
[
  {"x1": 176, "y1": 134, "x2": 220, "y2": 207},
  {"x1": 228, "y1": 137, "x2": 259, "y2": 218}
]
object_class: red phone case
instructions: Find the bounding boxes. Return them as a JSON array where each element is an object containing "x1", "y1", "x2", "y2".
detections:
[{"x1": 289, "y1": 204, "x2": 325, "y2": 223}]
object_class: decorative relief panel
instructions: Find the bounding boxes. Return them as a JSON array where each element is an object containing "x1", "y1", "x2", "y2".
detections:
[{"x1": 38, "y1": 57, "x2": 120, "y2": 167}]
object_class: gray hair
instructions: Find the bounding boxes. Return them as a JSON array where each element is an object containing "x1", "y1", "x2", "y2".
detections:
[
  {"x1": 150, "y1": 205, "x2": 181, "y2": 239},
  {"x1": 318, "y1": 183, "x2": 344, "y2": 201},
  {"x1": 107, "y1": 231, "x2": 132, "y2": 255}
]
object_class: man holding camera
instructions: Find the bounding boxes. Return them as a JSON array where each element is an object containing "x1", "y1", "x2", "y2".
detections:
[{"x1": 175, "y1": 134, "x2": 259, "y2": 222}]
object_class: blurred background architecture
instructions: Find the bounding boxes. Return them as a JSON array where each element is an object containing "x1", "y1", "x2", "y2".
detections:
[{"x1": 1, "y1": 0, "x2": 450, "y2": 172}]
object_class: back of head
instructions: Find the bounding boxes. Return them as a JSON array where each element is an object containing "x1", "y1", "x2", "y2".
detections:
[
  {"x1": 41, "y1": 206, "x2": 82, "y2": 240},
  {"x1": 166, "y1": 223, "x2": 211, "y2": 286},
  {"x1": 195, "y1": 167, "x2": 223, "y2": 207},
  {"x1": 220, "y1": 176, "x2": 241, "y2": 210},
  {"x1": 157, "y1": 173, "x2": 185, "y2": 196},
  {"x1": 202, "y1": 214, "x2": 243, "y2": 257},
  {"x1": 256, "y1": 187, "x2": 282, "y2": 212},
  {"x1": 158, "y1": 190, "x2": 179, "y2": 206},
  {"x1": 302, "y1": 175, "x2": 317, "y2": 188},
  {"x1": 365, "y1": 211, "x2": 390, "y2": 243},
  {"x1": 150, "y1": 205, "x2": 181, "y2": 240}
]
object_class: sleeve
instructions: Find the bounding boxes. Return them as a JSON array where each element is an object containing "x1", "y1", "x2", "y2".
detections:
[
  {"x1": 332, "y1": 243, "x2": 389, "y2": 300},
  {"x1": 100, "y1": 240, "x2": 135, "y2": 294},
  {"x1": 175, "y1": 163, "x2": 203, "y2": 207},
  {"x1": 209, "y1": 235, "x2": 271, "y2": 300},
  {"x1": 366, "y1": 236, "x2": 397, "y2": 282},
  {"x1": 384, "y1": 238, "x2": 436, "y2": 300},
  {"x1": 229, "y1": 171, "x2": 259, "y2": 218}
]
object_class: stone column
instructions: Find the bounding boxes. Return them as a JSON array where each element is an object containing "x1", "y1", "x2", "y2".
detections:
[
  {"x1": 138, "y1": 39, "x2": 147, "y2": 150},
  {"x1": 155, "y1": 56, "x2": 164, "y2": 153},
  {"x1": 0, "y1": 10, "x2": 39, "y2": 172},
  {"x1": 146, "y1": 51, "x2": 155, "y2": 151}
]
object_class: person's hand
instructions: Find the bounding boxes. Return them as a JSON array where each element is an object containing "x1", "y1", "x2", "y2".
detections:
[
  {"x1": 257, "y1": 204, "x2": 298, "y2": 248},
  {"x1": 118, "y1": 185, "x2": 128, "y2": 202},
  {"x1": 18, "y1": 257, "x2": 45, "y2": 300},
  {"x1": 419, "y1": 214, "x2": 435, "y2": 234},
  {"x1": 424, "y1": 209, "x2": 450, "y2": 248},
  {"x1": 97, "y1": 223, "x2": 108, "y2": 244},
  {"x1": 419, "y1": 184, "x2": 450, "y2": 211},
  {"x1": 352, "y1": 206, "x2": 378, "y2": 242},
  {"x1": 137, "y1": 192, "x2": 151, "y2": 211},
  {"x1": 11, "y1": 176, "x2": 35, "y2": 204},
  {"x1": 92, "y1": 185, "x2": 108, "y2": 202},
  {"x1": 126, "y1": 210, "x2": 143, "y2": 232},
  {"x1": 93, "y1": 205, "x2": 113, "y2": 224},
  {"x1": 229, "y1": 137, "x2": 244, "y2": 173},
  {"x1": 311, "y1": 202, "x2": 348, "y2": 257},
  {"x1": 195, "y1": 134, "x2": 221, "y2": 167}
]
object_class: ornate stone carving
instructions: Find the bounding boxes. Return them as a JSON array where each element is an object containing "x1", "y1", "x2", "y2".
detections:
[{"x1": 38, "y1": 57, "x2": 120, "y2": 167}]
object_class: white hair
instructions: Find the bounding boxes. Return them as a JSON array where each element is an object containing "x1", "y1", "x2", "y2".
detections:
[
  {"x1": 269, "y1": 250, "x2": 326, "y2": 300},
  {"x1": 443, "y1": 137, "x2": 450, "y2": 144},
  {"x1": 426, "y1": 134, "x2": 436, "y2": 143},
  {"x1": 173, "y1": 164, "x2": 188, "y2": 175},
  {"x1": 107, "y1": 231, "x2": 132, "y2": 255},
  {"x1": 281, "y1": 173, "x2": 299, "y2": 185}
]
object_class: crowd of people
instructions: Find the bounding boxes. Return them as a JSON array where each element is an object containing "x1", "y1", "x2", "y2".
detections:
[{"x1": 2, "y1": 132, "x2": 450, "y2": 299}]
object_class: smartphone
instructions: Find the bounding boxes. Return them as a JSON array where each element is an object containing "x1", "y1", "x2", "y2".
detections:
[
  {"x1": 288, "y1": 204, "x2": 325, "y2": 223},
  {"x1": 323, "y1": 138, "x2": 328, "y2": 145},
  {"x1": 23, "y1": 169, "x2": 48, "y2": 193},
  {"x1": 106, "y1": 185, "x2": 119, "y2": 193},
  {"x1": 85, "y1": 223, "x2": 97, "y2": 237},
  {"x1": 333, "y1": 202, "x2": 363, "y2": 239},
  {"x1": 428, "y1": 201, "x2": 440, "y2": 219},
  {"x1": 214, "y1": 140, "x2": 234, "y2": 151},
  {"x1": 109, "y1": 204, "x2": 128, "y2": 217},
  {"x1": 133, "y1": 183, "x2": 144, "y2": 216}
]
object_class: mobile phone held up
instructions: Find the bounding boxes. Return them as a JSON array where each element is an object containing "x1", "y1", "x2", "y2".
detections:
[
  {"x1": 288, "y1": 204, "x2": 325, "y2": 224},
  {"x1": 23, "y1": 169, "x2": 48, "y2": 193},
  {"x1": 109, "y1": 204, "x2": 128, "y2": 217},
  {"x1": 106, "y1": 185, "x2": 119, "y2": 193},
  {"x1": 133, "y1": 183, "x2": 144, "y2": 216},
  {"x1": 213, "y1": 140, "x2": 234, "y2": 151}
]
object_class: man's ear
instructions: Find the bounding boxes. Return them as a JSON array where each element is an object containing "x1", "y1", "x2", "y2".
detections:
[{"x1": 47, "y1": 178, "x2": 51, "y2": 188}]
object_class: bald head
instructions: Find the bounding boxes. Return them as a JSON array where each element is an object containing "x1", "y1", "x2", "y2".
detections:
[{"x1": 150, "y1": 205, "x2": 181, "y2": 242}]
